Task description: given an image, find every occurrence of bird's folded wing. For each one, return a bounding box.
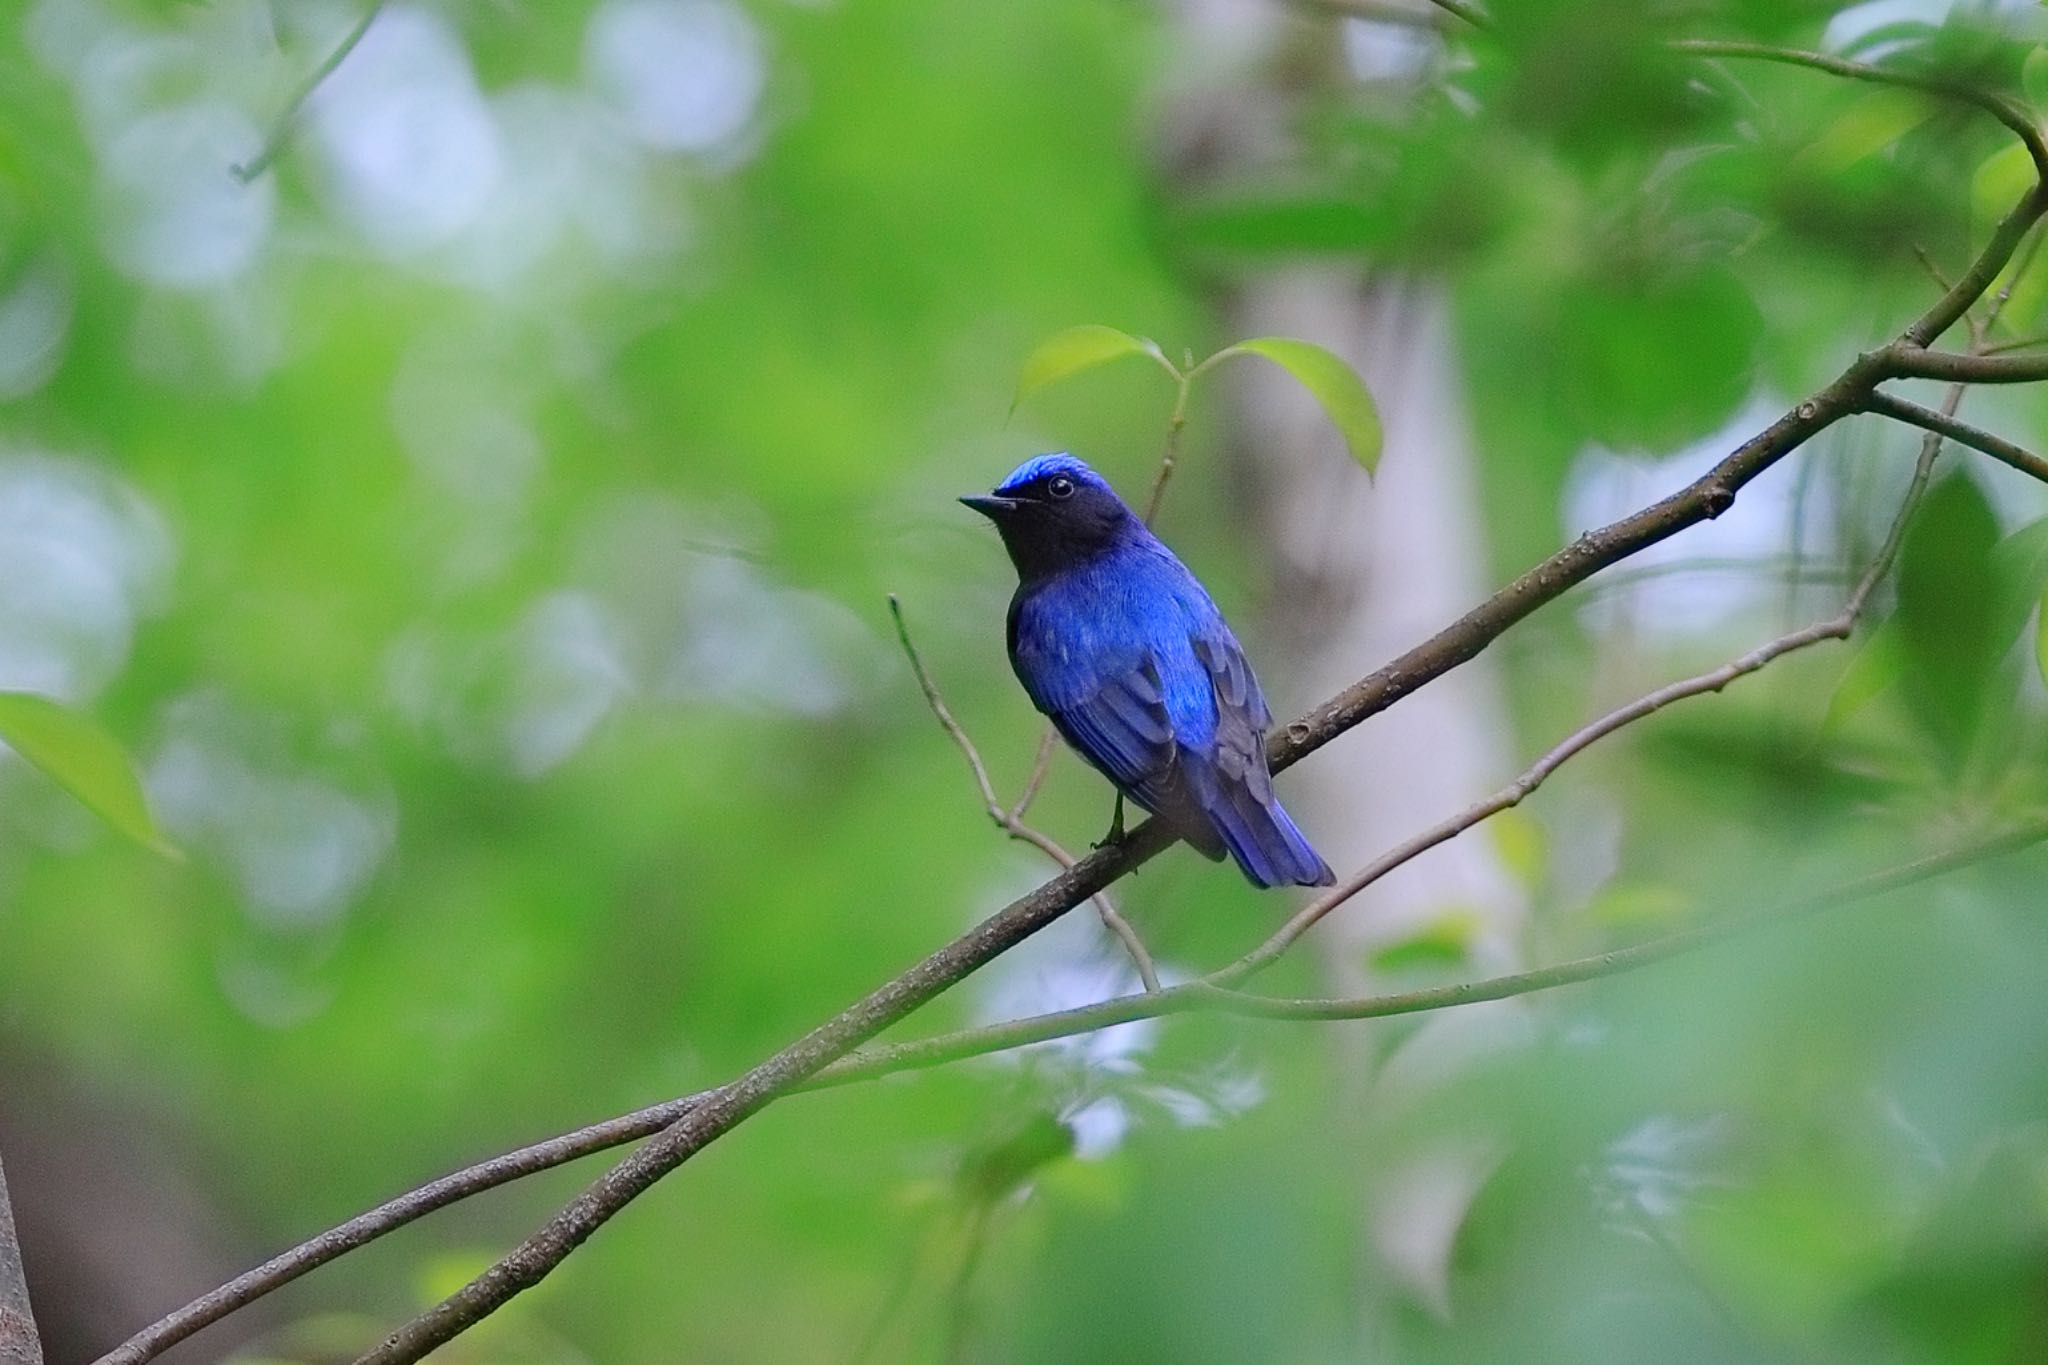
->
[1193,634,1272,803]
[1049,653,1179,811]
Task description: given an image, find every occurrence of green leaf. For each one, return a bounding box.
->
[1821,624,1903,735]
[1973,142,2035,232]
[1369,909,1481,974]
[1212,336,1382,473]
[2025,47,2048,110]
[957,1111,1075,1203]
[1487,807,1547,890]
[1011,325,1165,413]
[1990,514,2048,645]
[0,691,178,858]
[1896,472,2006,769]
[1790,90,1930,180]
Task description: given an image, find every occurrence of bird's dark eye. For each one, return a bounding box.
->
[1047,474,1076,500]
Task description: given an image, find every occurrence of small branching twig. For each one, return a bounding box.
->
[1007,728,1059,822]
[1860,391,2048,485]
[233,1,386,183]
[889,597,1162,993]
[1912,244,1957,295]
[1980,331,2048,356]
[1140,369,1194,526]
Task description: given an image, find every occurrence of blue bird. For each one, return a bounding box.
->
[962,453,1335,889]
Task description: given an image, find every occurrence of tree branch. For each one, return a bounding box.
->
[1884,347,2048,384]
[0,1152,42,1365]
[1861,390,2048,484]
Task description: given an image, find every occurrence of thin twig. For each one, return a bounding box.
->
[1007,727,1059,822]
[1860,390,2048,485]
[1140,372,1194,526]
[1987,222,2046,339]
[1911,245,1957,295]
[90,1091,712,1365]
[888,597,1162,993]
[233,2,387,183]
[819,815,2048,1069]
[1669,41,2048,188]
[888,596,1002,815]
[1980,332,2048,356]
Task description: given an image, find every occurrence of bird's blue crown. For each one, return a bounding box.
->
[995,452,1105,496]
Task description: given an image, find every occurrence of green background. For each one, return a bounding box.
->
[7,0,2048,1361]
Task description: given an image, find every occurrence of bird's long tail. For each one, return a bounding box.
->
[1202,780,1336,890]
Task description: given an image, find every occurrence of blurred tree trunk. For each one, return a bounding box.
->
[1162,0,1528,1331]
[0,1152,42,1365]
[1232,269,1528,1322]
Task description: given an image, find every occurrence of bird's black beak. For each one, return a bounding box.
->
[958,493,1018,519]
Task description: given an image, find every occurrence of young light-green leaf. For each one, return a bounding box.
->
[1213,336,1382,473]
[1010,325,1164,413]
[1789,89,1929,180]
[0,691,179,858]
[1821,624,1903,736]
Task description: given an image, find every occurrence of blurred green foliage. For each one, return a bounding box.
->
[6,0,2048,1362]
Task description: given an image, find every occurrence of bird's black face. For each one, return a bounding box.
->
[961,464,1133,580]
